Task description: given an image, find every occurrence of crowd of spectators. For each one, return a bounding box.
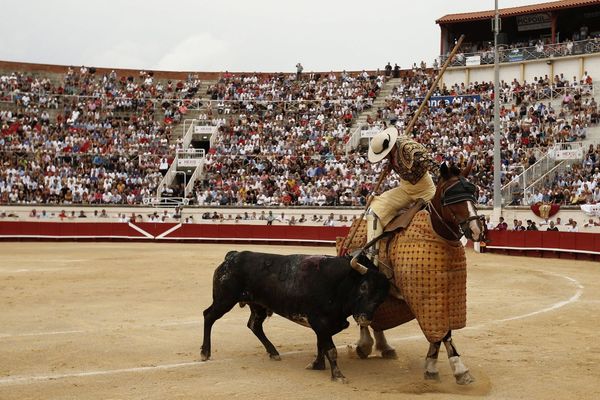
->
[520,145,600,206]
[359,66,598,207]
[0,67,205,204]
[447,27,600,66]
[191,70,386,206]
[487,215,600,232]
[1,64,599,210]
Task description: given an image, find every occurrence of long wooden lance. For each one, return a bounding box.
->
[339,34,466,257]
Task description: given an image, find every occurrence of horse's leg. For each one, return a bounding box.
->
[424,341,441,380]
[442,331,474,385]
[247,304,280,360]
[354,326,374,359]
[373,330,397,359]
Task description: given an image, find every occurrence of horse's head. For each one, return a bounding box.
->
[432,161,484,242]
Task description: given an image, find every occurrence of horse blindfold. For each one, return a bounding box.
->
[441,177,478,206]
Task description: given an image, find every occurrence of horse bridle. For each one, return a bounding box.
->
[429,177,481,241]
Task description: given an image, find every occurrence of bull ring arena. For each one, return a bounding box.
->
[2,0,600,399]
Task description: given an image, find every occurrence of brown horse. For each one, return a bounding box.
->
[349,162,484,384]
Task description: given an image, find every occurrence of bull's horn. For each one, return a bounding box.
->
[350,255,369,275]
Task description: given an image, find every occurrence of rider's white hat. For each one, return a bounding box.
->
[368,127,399,163]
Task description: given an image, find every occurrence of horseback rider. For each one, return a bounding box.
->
[365,126,437,263]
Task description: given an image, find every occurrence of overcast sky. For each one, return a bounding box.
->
[2,0,537,72]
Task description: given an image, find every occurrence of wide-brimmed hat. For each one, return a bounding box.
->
[368,127,398,163]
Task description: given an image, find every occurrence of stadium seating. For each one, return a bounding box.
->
[0,64,598,211]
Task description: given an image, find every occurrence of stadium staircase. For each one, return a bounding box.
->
[501,122,600,206]
[155,79,218,204]
[499,84,600,205]
[345,77,401,152]
[352,77,401,129]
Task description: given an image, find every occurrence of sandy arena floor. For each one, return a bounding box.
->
[0,242,599,400]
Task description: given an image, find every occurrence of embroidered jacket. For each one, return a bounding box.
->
[392,136,436,185]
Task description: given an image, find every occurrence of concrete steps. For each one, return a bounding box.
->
[584,124,600,143]
[169,80,218,142]
[351,77,401,129]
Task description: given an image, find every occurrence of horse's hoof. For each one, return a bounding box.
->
[355,346,370,359]
[455,371,475,385]
[269,354,281,361]
[331,375,348,384]
[424,371,440,381]
[381,349,398,359]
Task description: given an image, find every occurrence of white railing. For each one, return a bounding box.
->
[176,148,205,158]
[156,153,179,198]
[500,151,557,205]
[184,158,206,198]
[502,141,587,205]
[522,160,568,203]
[181,119,219,149]
[439,38,600,67]
[143,197,190,207]
[182,119,196,149]
[345,125,362,154]
[177,148,206,169]
[547,142,585,161]
[535,84,594,101]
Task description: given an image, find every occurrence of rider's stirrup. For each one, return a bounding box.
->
[366,208,383,266]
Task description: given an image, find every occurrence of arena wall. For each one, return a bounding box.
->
[1,219,599,260]
[1,205,598,232]
[0,220,348,245]
[484,230,600,261]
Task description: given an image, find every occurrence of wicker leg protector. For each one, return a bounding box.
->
[389,211,467,343]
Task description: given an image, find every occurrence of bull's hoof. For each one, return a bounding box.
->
[269,354,281,361]
[381,349,398,359]
[200,353,210,362]
[424,371,440,381]
[306,360,326,370]
[455,371,475,385]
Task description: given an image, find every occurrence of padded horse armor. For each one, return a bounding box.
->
[337,208,467,343]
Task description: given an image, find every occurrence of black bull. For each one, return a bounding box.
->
[201,251,390,382]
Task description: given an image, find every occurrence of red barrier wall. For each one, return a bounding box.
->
[2,221,599,259]
[0,221,150,239]
[485,230,600,260]
[162,224,349,242]
[0,221,350,245]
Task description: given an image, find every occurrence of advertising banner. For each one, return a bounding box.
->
[466,55,481,66]
[517,13,551,32]
[178,159,202,167]
[411,95,482,108]
[553,149,584,160]
[194,125,216,134]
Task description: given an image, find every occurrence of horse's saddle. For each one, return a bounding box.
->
[337,199,427,298]
[384,199,427,234]
[337,199,426,259]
